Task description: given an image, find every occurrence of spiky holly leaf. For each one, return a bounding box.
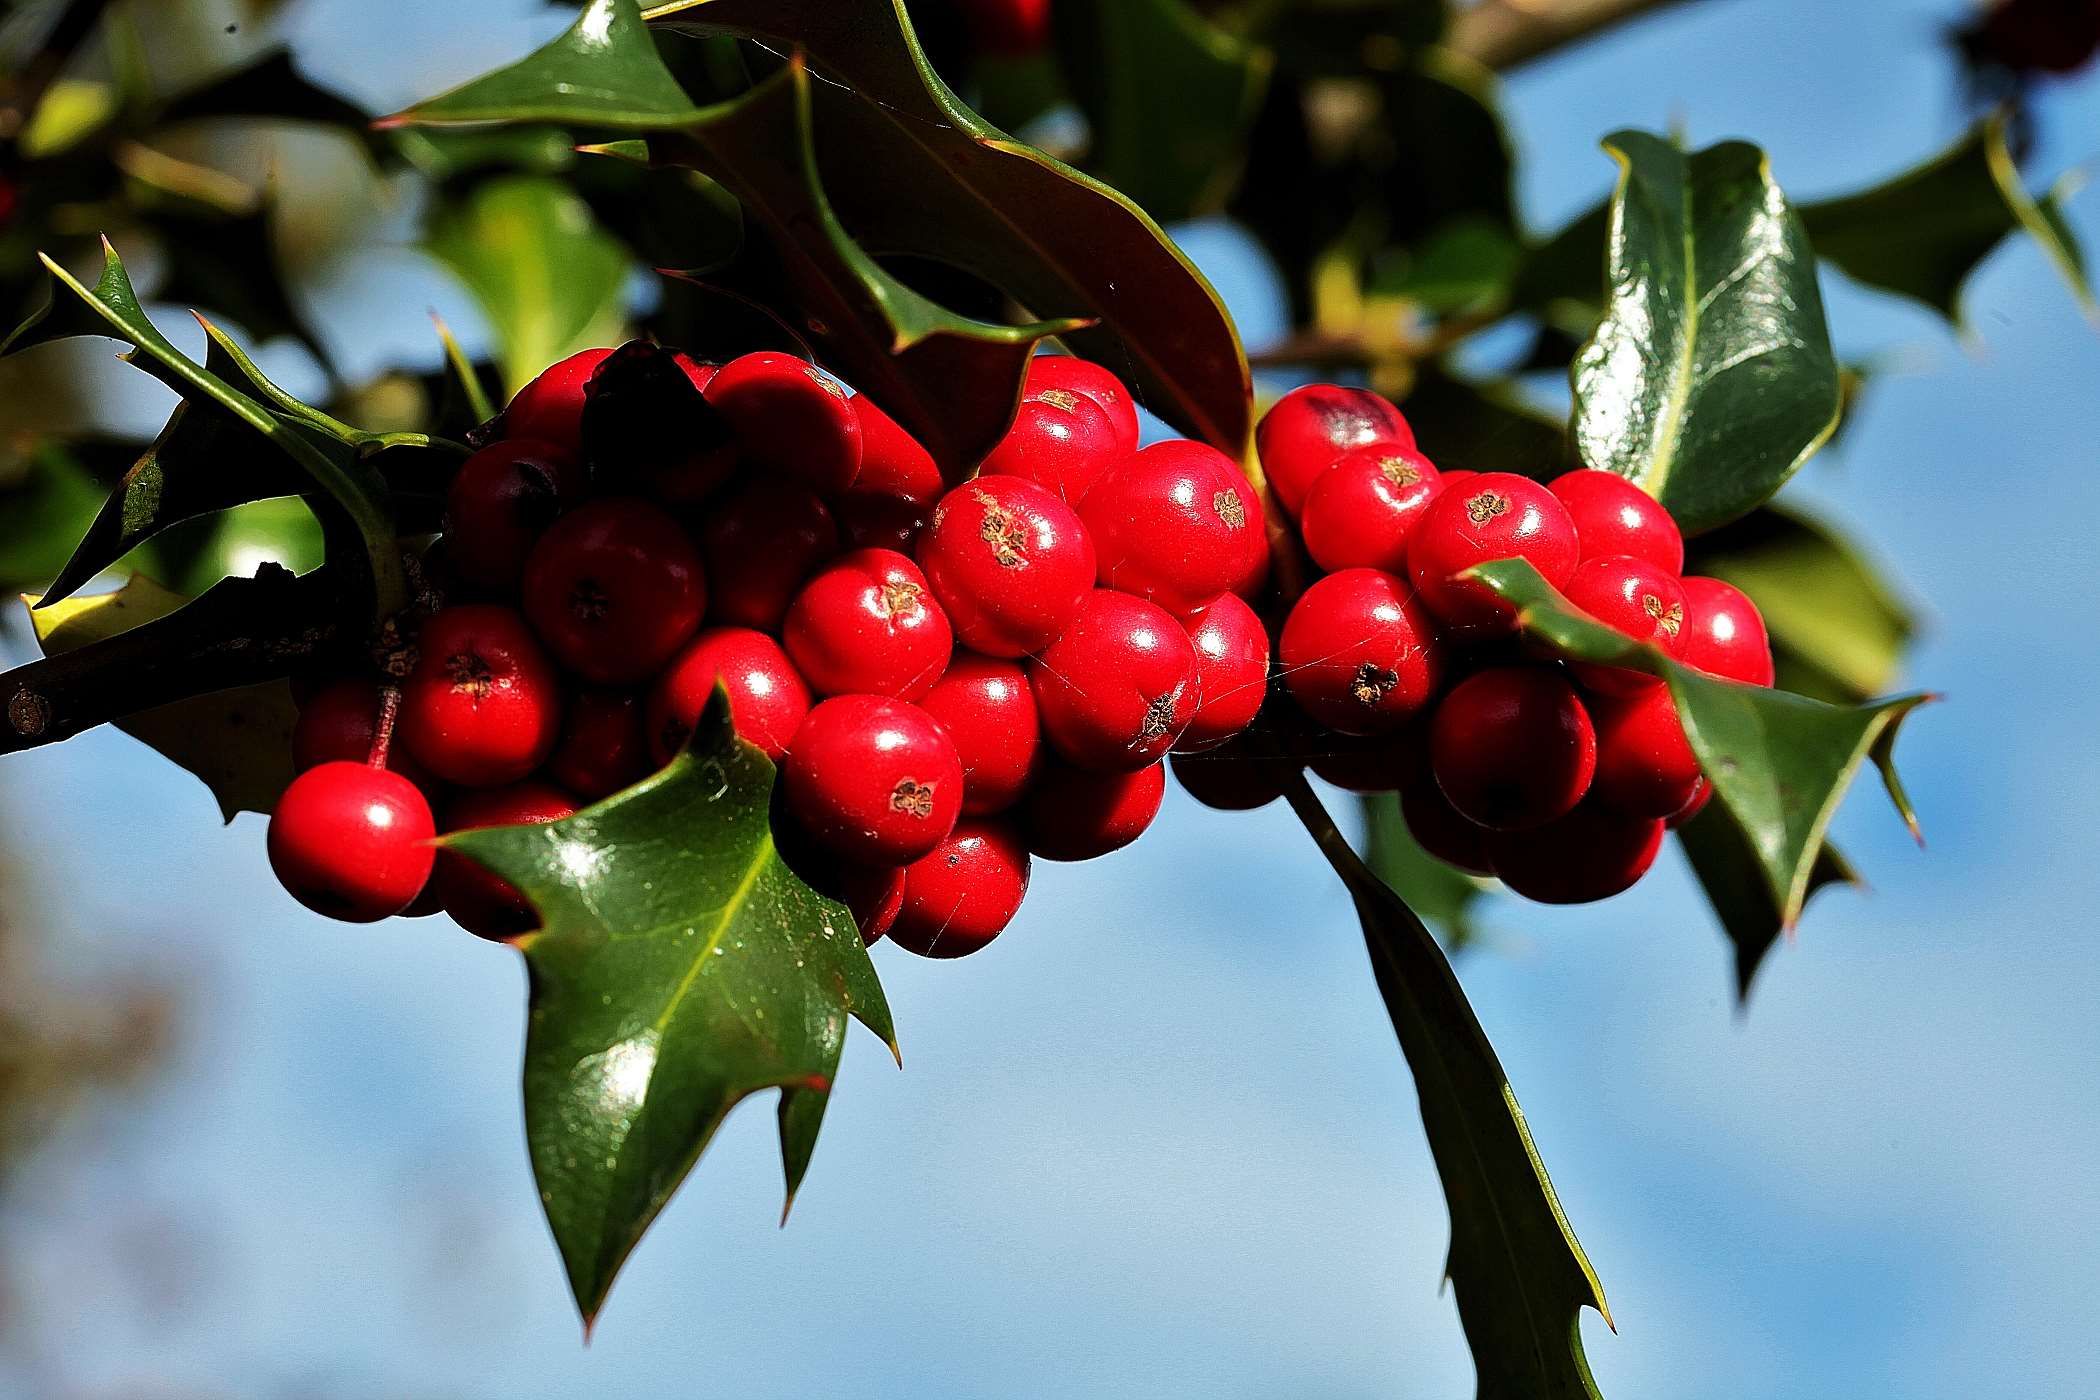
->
[1571,132,1841,536]
[443,689,895,1326]
[1469,557,1930,928]
[1676,809,1859,1003]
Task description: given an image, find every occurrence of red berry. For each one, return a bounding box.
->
[1025,355,1140,454]
[522,497,707,685]
[784,548,954,699]
[1176,592,1270,752]
[1279,568,1445,736]
[1080,440,1268,615]
[293,679,431,788]
[1028,589,1197,771]
[1588,687,1703,819]
[673,352,717,393]
[267,762,436,922]
[444,439,583,595]
[1408,472,1580,638]
[1561,554,1688,695]
[1020,760,1165,862]
[1486,801,1663,904]
[435,780,576,939]
[502,347,613,450]
[957,0,1053,58]
[1548,469,1684,575]
[849,394,944,504]
[1171,738,1293,811]
[546,689,650,800]
[770,811,906,944]
[400,605,563,787]
[1256,383,1415,518]
[977,389,1125,507]
[835,493,930,554]
[700,478,840,631]
[1669,780,1713,827]
[1400,782,1495,877]
[648,626,812,764]
[1678,577,1776,686]
[1429,666,1596,830]
[782,695,964,865]
[1299,444,1443,573]
[886,818,1031,958]
[917,476,1095,657]
[917,652,1041,814]
[704,351,862,495]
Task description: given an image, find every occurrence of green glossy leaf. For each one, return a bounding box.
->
[1801,115,2094,324]
[1470,557,1929,927]
[1284,775,1607,1400]
[1686,504,1917,706]
[0,443,107,593]
[1052,0,1273,222]
[445,689,895,1326]
[1676,808,1857,1002]
[424,175,631,398]
[649,0,1252,455]
[377,0,706,130]
[1359,790,1484,949]
[1570,132,1841,535]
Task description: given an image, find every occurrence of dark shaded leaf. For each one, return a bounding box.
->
[1676,807,1857,1003]
[157,46,375,142]
[1403,366,1566,478]
[0,442,107,593]
[1370,216,1523,315]
[1359,790,1483,949]
[143,193,333,371]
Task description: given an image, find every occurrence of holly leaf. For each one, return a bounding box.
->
[1359,790,1484,950]
[649,0,1252,456]
[1570,132,1840,535]
[25,574,299,821]
[1286,777,1608,1400]
[1470,557,1929,928]
[1676,807,1858,1003]
[444,689,896,1326]
[157,46,376,144]
[0,442,108,593]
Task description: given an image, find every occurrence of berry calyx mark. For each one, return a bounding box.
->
[567,579,610,623]
[444,651,495,699]
[1136,683,1185,744]
[1465,491,1510,526]
[1213,487,1246,529]
[1378,457,1422,488]
[1036,388,1081,413]
[1644,593,1684,637]
[878,578,925,619]
[1351,662,1400,706]
[890,778,938,819]
[975,493,1030,568]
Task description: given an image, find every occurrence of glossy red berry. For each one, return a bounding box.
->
[1669,780,1713,827]
[783,695,964,865]
[842,864,905,944]
[292,679,430,788]
[886,819,1032,959]
[917,476,1095,658]
[1020,760,1166,862]
[502,347,613,451]
[1588,686,1703,819]
[1678,577,1776,686]
[957,0,1053,58]
[1025,355,1140,454]
[1408,472,1580,638]
[1486,801,1664,904]
[546,689,651,800]
[784,548,953,699]
[647,626,812,764]
[1401,783,1495,877]
[434,781,576,939]
[699,478,840,631]
[1279,568,1444,736]
[1299,444,1443,574]
[977,388,1125,507]
[770,810,905,944]
[849,394,944,505]
[268,762,436,922]
[1170,737,1293,812]
[1256,383,1415,518]
[1430,666,1596,830]
[1561,554,1688,695]
[673,352,717,393]
[704,351,862,495]
[443,439,583,595]
[400,605,563,788]
[522,497,707,685]
[1027,589,1197,771]
[1080,440,1268,615]
[1548,469,1684,575]
[1176,592,1270,752]
[917,652,1041,814]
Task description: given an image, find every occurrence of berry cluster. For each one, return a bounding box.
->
[1178,385,1776,905]
[267,343,1273,955]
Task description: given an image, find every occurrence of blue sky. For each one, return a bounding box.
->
[3,1,2099,1396]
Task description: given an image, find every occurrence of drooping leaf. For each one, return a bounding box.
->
[444,689,895,1326]
[648,0,1253,455]
[1687,504,1917,705]
[1676,806,1858,1002]
[25,575,299,821]
[1470,557,1929,927]
[0,443,108,593]
[424,176,632,398]
[1285,776,1607,1400]
[1359,790,1484,949]
[1571,132,1841,536]
[1051,0,1273,222]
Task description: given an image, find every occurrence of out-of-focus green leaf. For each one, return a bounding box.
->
[1509,199,1607,317]
[1052,0,1273,221]
[1571,132,1840,536]
[1677,807,1858,1002]
[445,688,894,1327]
[156,47,379,151]
[0,444,108,593]
[1359,790,1483,948]
[391,126,579,184]
[1379,51,1514,245]
[1370,216,1521,314]
[137,193,333,371]
[1403,367,1566,478]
